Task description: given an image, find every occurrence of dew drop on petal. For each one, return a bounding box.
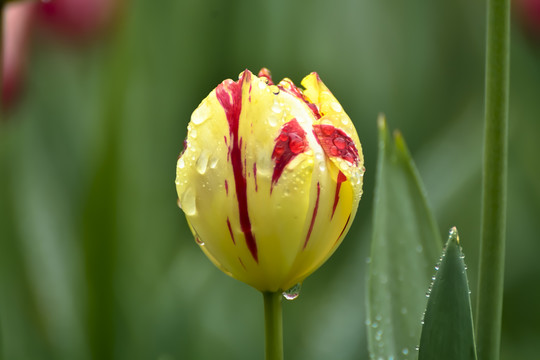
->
[331,101,342,112]
[268,115,278,127]
[269,85,280,95]
[282,283,301,300]
[180,187,197,216]
[209,155,219,169]
[195,236,204,245]
[271,101,283,114]
[190,128,198,139]
[177,157,185,169]
[191,101,211,125]
[196,150,210,174]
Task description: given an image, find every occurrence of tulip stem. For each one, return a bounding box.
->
[0,0,4,123]
[475,0,510,359]
[263,291,284,360]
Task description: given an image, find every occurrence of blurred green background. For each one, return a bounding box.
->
[1,0,539,359]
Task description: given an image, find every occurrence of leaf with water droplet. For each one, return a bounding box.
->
[367,115,443,360]
[418,227,477,360]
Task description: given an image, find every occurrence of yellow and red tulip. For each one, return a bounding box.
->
[175,69,364,292]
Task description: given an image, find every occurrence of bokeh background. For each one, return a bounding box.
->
[0,0,539,359]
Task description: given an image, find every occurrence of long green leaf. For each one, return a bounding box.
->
[367,116,442,359]
[419,228,477,360]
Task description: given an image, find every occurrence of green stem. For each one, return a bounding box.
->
[263,292,284,360]
[475,0,510,359]
[0,0,5,124]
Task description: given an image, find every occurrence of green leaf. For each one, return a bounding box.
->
[367,116,443,359]
[419,228,477,360]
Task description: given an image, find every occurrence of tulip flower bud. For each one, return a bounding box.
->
[176,69,365,292]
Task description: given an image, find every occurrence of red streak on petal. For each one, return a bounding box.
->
[278,79,321,119]
[303,182,321,249]
[271,118,309,191]
[253,163,258,192]
[238,257,247,270]
[258,68,274,85]
[224,180,229,195]
[331,171,347,220]
[227,217,235,245]
[313,124,359,165]
[216,71,258,262]
[334,213,351,246]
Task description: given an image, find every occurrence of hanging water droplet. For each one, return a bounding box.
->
[195,237,204,245]
[434,265,440,270]
[402,348,409,355]
[180,187,197,216]
[282,283,301,300]
[375,329,383,341]
[191,101,211,125]
[196,150,210,174]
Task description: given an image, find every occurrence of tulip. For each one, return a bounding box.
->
[175,68,364,293]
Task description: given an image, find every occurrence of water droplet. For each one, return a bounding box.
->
[416,245,423,253]
[191,101,210,125]
[401,307,408,314]
[365,319,371,326]
[271,101,283,114]
[415,346,420,351]
[375,329,383,341]
[268,115,278,127]
[331,102,342,112]
[269,85,280,95]
[259,79,267,90]
[375,314,382,321]
[402,348,409,355]
[190,128,198,139]
[209,155,219,169]
[283,283,301,300]
[366,257,372,264]
[195,237,204,245]
[196,150,210,174]
[177,157,185,169]
[434,265,440,270]
[318,162,326,172]
[371,322,378,328]
[180,187,197,216]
